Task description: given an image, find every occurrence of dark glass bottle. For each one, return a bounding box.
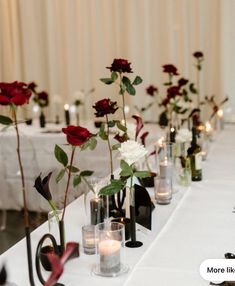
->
[187,127,202,181]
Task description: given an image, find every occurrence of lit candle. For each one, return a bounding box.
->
[217,109,224,130]
[64,104,70,126]
[159,157,173,179]
[90,196,105,225]
[99,239,121,274]
[82,225,97,255]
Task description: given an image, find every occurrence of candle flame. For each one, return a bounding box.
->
[217,109,223,118]
[64,104,69,111]
[205,121,212,133]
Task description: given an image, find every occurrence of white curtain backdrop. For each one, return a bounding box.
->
[0,0,232,122]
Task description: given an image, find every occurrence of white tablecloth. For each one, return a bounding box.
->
[0,121,162,211]
[0,125,234,285]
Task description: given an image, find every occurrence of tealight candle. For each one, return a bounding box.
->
[64,104,70,126]
[217,109,224,130]
[82,225,97,255]
[159,157,173,179]
[111,217,131,240]
[99,239,121,274]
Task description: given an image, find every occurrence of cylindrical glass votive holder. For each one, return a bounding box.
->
[82,225,96,255]
[111,218,131,241]
[92,222,128,277]
[90,196,105,225]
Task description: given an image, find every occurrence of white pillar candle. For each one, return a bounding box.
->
[159,157,173,179]
[99,239,121,274]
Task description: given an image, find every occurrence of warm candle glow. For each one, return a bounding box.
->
[33,105,39,113]
[124,105,130,114]
[157,136,164,147]
[217,109,223,118]
[205,121,212,133]
[64,104,69,111]
[170,127,175,132]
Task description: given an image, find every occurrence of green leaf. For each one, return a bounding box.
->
[120,160,133,177]
[80,170,94,177]
[189,83,197,94]
[99,179,126,196]
[54,145,68,167]
[73,175,81,187]
[56,169,66,183]
[132,76,143,85]
[122,76,136,95]
[0,115,13,125]
[116,121,127,132]
[134,171,151,178]
[119,82,126,95]
[67,165,79,173]
[99,123,108,140]
[111,71,118,81]
[100,78,114,85]
[88,137,97,150]
[112,143,121,150]
[108,120,115,128]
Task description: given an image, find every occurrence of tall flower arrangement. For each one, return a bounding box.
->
[100,58,142,129]
[0,81,35,285]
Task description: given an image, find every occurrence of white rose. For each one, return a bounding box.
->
[118,140,148,165]
[126,122,136,140]
[175,128,192,143]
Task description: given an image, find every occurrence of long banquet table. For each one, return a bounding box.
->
[1,125,235,285]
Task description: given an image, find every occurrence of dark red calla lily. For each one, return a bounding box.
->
[140,131,149,147]
[45,242,79,286]
[34,172,52,201]
[132,115,144,141]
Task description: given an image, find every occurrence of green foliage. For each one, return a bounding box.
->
[100,78,114,85]
[189,83,197,94]
[54,145,68,167]
[0,115,13,125]
[99,123,108,140]
[122,76,136,95]
[132,76,143,85]
[73,175,81,187]
[80,170,93,177]
[56,169,66,183]
[80,137,97,150]
[134,171,151,178]
[99,179,126,196]
[67,166,79,173]
[112,143,121,150]
[111,72,118,81]
[116,121,127,132]
[120,160,133,177]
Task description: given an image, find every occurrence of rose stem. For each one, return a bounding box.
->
[13,109,29,227]
[105,114,113,176]
[62,146,76,221]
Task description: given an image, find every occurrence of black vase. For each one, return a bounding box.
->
[39,111,46,128]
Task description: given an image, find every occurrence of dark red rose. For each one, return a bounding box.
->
[162,64,179,75]
[178,78,189,87]
[0,81,32,106]
[107,59,132,73]
[93,98,118,117]
[38,91,48,101]
[28,82,37,92]
[132,115,144,140]
[146,85,158,96]
[193,51,204,59]
[62,125,93,146]
[167,86,181,98]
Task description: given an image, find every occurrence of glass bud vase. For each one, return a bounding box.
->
[39,110,46,128]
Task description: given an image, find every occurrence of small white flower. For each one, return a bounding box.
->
[118,140,148,165]
[175,128,192,143]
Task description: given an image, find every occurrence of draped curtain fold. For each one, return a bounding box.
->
[0,0,232,121]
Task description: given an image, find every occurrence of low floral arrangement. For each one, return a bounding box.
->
[28,82,49,108]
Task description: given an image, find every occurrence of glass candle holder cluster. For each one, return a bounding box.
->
[92,222,128,277]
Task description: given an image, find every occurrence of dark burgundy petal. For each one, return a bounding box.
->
[132,115,144,141]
